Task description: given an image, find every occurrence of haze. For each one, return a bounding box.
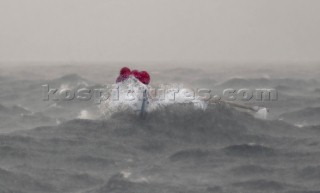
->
[1,0,320,65]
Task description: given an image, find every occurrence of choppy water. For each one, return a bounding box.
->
[0,66,320,193]
[0,104,320,193]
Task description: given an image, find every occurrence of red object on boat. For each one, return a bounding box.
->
[139,71,150,85]
[116,67,150,85]
[131,70,141,79]
[120,67,131,78]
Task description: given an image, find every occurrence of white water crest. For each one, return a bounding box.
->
[77,110,95,120]
[254,107,268,120]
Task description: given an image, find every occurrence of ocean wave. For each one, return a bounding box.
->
[222,143,276,157]
[232,179,292,191]
[169,149,210,162]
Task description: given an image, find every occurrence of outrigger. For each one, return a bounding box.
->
[211,99,268,119]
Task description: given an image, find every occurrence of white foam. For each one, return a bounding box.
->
[254,108,268,120]
[77,110,94,119]
[120,171,131,178]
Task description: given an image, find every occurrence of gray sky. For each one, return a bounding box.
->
[0,0,320,65]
